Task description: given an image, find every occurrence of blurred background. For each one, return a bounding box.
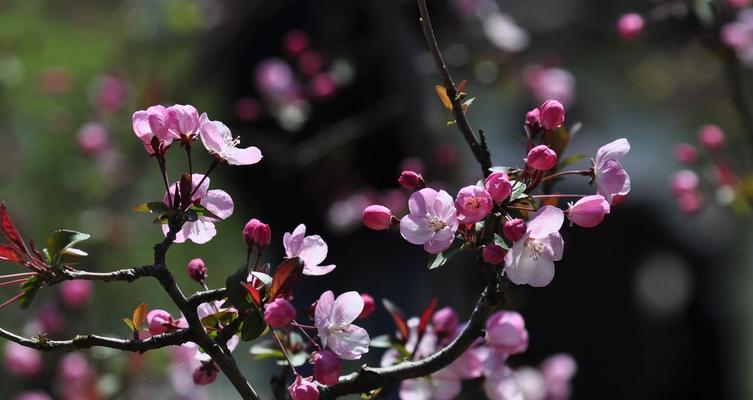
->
[0,0,750,398]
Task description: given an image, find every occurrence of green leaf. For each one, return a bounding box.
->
[132,202,169,214]
[428,245,461,270]
[493,233,511,250]
[225,265,251,311]
[509,181,528,202]
[240,308,266,341]
[18,276,42,309]
[46,230,90,264]
[189,204,222,220]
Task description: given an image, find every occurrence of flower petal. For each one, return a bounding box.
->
[527,206,564,238]
[315,291,335,345]
[400,378,432,400]
[199,119,227,154]
[184,219,217,244]
[203,189,234,220]
[595,138,630,167]
[596,160,629,204]
[283,224,306,257]
[299,235,328,267]
[423,227,455,254]
[225,146,262,166]
[328,324,370,360]
[303,264,336,276]
[331,291,364,326]
[408,188,438,215]
[400,214,434,245]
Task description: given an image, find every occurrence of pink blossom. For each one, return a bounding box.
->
[199,116,262,165]
[567,195,610,228]
[283,224,336,276]
[617,13,644,41]
[359,293,376,319]
[167,104,202,140]
[674,143,698,164]
[455,185,493,224]
[503,218,527,242]
[504,206,564,287]
[59,352,92,382]
[594,138,631,204]
[485,310,529,354]
[315,290,370,360]
[161,174,234,244]
[515,367,548,400]
[398,170,425,190]
[483,244,507,265]
[432,307,459,336]
[94,74,127,113]
[309,72,337,100]
[538,99,565,130]
[37,305,63,335]
[525,108,541,128]
[483,365,524,400]
[698,124,725,151]
[722,9,753,65]
[312,350,341,385]
[399,375,462,400]
[264,298,297,328]
[362,205,394,230]
[289,375,320,400]
[77,122,109,156]
[485,172,513,203]
[671,170,700,193]
[526,145,558,171]
[132,105,177,154]
[256,58,296,97]
[677,191,704,214]
[284,30,310,57]
[4,342,42,376]
[187,258,208,283]
[522,65,576,106]
[540,353,577,400]
[728,0,751,9]
[60,280,93,308]
[400,188,459,254]
[243,218,271,248]
[147,309,185,335]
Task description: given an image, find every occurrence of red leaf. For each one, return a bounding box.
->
[0,204,28,256]
[0,245,22,264]
[269,257,302,299]
[382,299,410,342]
[241,282,261,306]
[28,238,44,263]
[457,79,468,94]
[418,298,438,337]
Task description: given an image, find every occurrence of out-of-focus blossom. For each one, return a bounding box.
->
[264,298,296,328]
[284,30,310,57]
[77,122,109,156]
[616,13,644,41]
[728,0,751,9]
[677,191,704,214]
[162,174,234,244]
[504,206,564,287]
[486,310,529,355]
[526,145,558,171]
[283,224,336,276]
[37,305,63,335]
[482,12,529,53]
[313,350,341,385]
[722,9,753,65]
[455,185,493,224]
[193,362,218,385]
[399,170,426,191]
[697,124,725,151]
[256,58,297,98]
[298,51,324,76]
[594,138,631,204]
[671,170,700,193]
[187,258,208,283]
[567,195,610,228]
[199,116,262,165]
[309,72,337,100]
[94,73,128,113]
[13,391,52,400]
[362,205,394,230]
[4,342,42,376]
[235,97,260,122]
[400,188,459,254]
[540,353,577,400]
[674,143,698,164]
[359,293,376,319]
[485,172,513,203]
[60,280,93,308]
[526,108,541,129]
[522,64,576,106]
[39,66,72,95]
[432,307,459,336]
[315,291,370,360]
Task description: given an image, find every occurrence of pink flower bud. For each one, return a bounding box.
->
[187,258,207,283]
[503,219,527,242]
[483,244,507,265]
[298,51,324,76]
[193,362,219,385]
[312,350,341,385]
[538,99,565,130]
[616,13,644,41]
[59,352,91,382]
[358,293,375,319]
[59,280,92,308]
[289,376,320,400]
[362,205,394,231]
[37,305,63,335]
[456,186,493,224]
[432,307,459,335]
[264,298,296,328]
[243,218,272,249]
[525,145,557,171]
[677,191,703,214]
[567,195,610,228]
[670,170,700,193]
[398,170,425,190]
[4,342,42,377]
[673,143,698,164]
[147,309,175,335]
[485,310,529,354]
[698,124,725,151]
[77,122,109,156]
[485,172,513,203]
[309,72,337,100]
[525,108,541,127]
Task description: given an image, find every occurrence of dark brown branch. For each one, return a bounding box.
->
[52,265,157,284]
[0,327,191,352]
[188,288,228,307]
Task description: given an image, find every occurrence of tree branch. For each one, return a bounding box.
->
[188,288,228,307]
[51,265,157,284]
[0,327,191,352]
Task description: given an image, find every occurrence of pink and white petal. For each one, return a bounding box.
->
[596,160,629,204]
[315,291,335,332]
[527,258,555,287]
[504,242,535,286]
[284,224,306,257]
[541,233,564,261]
[331,291,364,326]
[432,190,456,217]
[299,235,328,267]
[484,366,524,400]
[399,378,432,400]
[225,146,262,166]
[408,188,438,215]
[132,111,152,140]
[328,324,369,360]
[527,206,564,238]
[199,119,226,154]
[303,263,336,276]
[163,221,189,243]
[185,219,217,244]
[203,189,234,220]
[400,214,434,245]
[188,173,211,199]
[226,335,240,353]
[423,227,455,254]
[595,138,630,167]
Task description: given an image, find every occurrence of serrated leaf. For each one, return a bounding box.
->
[269,258,302,299]
[132,303,148,330]
[132,202,169,214]
[46,230,90,264]
[19,276,41,309]
[226,265,251,311]
[240,308,266,341]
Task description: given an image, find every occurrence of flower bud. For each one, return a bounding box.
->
[147,309,174,335]
[567,195,610,228]
[312,350,341,385]
[485,172,513,203]
[187,258,207,283]
[243,218,272,249]
[77,122,109,156]
[503,219,527,242]
[193,362,219,385]
[483,244,507,265]
[677,191,703,214]
[673,143,698,164]
[670,170,700,194]
[398,170,425,190]
[455,185,493,224]
[4,342,42,377]
[525,108,541,128]
[59,280,93,308]
[264,298,296,328]
[432,307,459,335]
[485,310,529,354]
[362,205,394,230]
[525,145,557,171]
[538,100,565,130]
[698,124,725,151]
[616,13,644,41]
[289,376,320,400]
[358,293,375,319]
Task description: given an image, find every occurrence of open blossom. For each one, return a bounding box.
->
[504,206,564,287]
[315,291,370,360]
[486,310,529,354]
[594,138,631,204]
[455,185,493,224]
[132,105,177,154]
[283,224,336,276]
[168,104,202,140]
[199,116,262,165]
[567,195,610,228]
[400,188,459,254]
[162,174,234,244]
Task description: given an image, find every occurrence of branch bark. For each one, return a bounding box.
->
[0,327,191,352]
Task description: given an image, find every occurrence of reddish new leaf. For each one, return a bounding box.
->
[269,257,302,299]
[28,238,45,263]
[242,282,262,306]
[382,299,410,342]
[0,245,22,264]
[418,298,438,337]
[0,203,28,256]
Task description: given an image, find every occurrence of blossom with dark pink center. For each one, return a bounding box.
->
[455,185,493,224]
[400,188,459,254]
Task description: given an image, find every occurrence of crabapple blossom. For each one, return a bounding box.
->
[243,218,271,249]
[485,171,513,203]
[312,350,341,385]
[147,309,186,335]
[4,342,42,376]
[400,188,459,254]
[526,145,557,171]
[187,258,207,283]
[162,174,234,244]
[283,224,336,276]
[255,58,297,98]
[94,74,127,113]
[264,298,296,328]
[485,310,529,354]
[540,353,577,400]
[132,105,176,155]
[677,190,704,214]
[566,195,610,228]
[522,64,576,106]
[59,280,93,308]
[538,99,565,130]
[362,205,394,230]
[289,375,320,400]
[594,138,631,204]
[616,13,644,41]
[455,185,493,224]
[315,290,370,360]
[674,143,698,164]
[167,104,202,140]
[722,9,753,65]
[503,218,527,242]
[76,122,109,156]
[483,244,507,265]
[671,170,700,193]
[359,293,376,319]
[432,307,459,336]
[504,206,564,287]
[398,170,425,190]
[199,116,262,165]
[698,124,725,151]
[483,365,525,400]
[728,0,751,9]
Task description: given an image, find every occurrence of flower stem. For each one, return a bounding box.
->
[530,194,586,199]
[188,159,221,201]
[271,329,299,375]
[540,168,594,183]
